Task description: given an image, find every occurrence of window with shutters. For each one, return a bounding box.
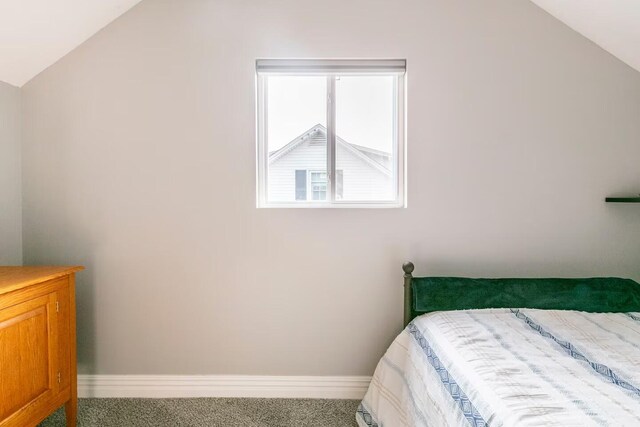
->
[256,59,406,208]
[294,170,344,201]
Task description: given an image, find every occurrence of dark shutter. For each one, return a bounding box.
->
[295,170,307,200]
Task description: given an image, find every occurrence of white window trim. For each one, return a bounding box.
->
[256,59,406,209]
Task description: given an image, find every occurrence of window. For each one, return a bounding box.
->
[256,59,406,208]
[310,171,327,201]
[294,169,344,201]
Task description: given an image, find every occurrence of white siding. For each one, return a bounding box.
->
[268,139,392,202]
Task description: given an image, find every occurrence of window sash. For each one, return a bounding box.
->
[256,61,406,208]
[310,172,326,183]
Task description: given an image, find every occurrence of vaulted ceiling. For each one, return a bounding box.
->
[530,0,640,73]
[0,0,142,87]
[0,0,638,87]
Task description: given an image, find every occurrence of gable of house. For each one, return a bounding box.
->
[268,125,394,202]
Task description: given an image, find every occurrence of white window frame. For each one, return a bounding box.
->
[256,59,406,208]
[309,170,328,201]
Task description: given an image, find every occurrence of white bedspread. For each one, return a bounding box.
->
[357,309,640,427]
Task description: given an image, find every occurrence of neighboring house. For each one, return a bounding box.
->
[268,124,393,202]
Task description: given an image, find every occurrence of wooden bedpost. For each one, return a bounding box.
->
[403,262,415,327]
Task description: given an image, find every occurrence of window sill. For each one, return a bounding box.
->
[257,201,405,209]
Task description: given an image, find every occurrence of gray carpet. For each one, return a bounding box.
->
[39,398,360,427]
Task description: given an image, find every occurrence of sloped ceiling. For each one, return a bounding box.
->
[0,0,638,87]
[0,0,143,87]
[530,0,640,73]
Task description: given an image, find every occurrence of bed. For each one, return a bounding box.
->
[356,262,640,427]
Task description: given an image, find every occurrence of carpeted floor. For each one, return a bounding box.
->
[38,398,360,427]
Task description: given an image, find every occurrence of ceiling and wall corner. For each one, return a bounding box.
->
[529,0,640,73]
[0,0,143,87]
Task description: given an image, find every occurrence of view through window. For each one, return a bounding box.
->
[256,60,405,207]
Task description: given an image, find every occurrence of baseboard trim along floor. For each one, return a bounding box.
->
[78,375,371,399]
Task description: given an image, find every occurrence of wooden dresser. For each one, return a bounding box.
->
[0,266,83,427]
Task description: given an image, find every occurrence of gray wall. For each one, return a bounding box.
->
[0,81,21,265]
[21,0,640,376]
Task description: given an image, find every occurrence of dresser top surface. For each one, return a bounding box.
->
[0,266,84,295]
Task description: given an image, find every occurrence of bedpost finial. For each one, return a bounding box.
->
[402,262,414,275]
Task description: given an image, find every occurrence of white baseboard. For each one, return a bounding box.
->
[78,375,371,399]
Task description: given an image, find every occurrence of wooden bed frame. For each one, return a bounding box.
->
[401,261,640,328]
